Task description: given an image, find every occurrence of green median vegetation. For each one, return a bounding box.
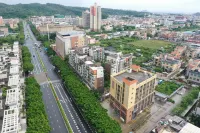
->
[50,55,121,133]
[22,46,34,74]
[172,88,200,116]
[25,77,51,133]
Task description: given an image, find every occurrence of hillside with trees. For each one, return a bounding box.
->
[0,3,149,19]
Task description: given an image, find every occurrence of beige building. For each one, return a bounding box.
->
[55,31,86,58]
[69,46,104,91]
[110,65,156,123]
[37,24,74,34]
[3,18,19,29]
[154,54,181,72]
[0,27,8,36]
[90,3,101,31]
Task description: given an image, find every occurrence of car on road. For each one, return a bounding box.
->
[33,55,35,57]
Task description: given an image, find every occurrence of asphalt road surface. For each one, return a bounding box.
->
[23,22,68,133]
[23,21,91,133]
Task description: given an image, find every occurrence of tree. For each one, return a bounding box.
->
[22,46,34,74]
[190,114,200,127]
[49,54,122,133]
[23,62,34,72]
[25,77,51,133]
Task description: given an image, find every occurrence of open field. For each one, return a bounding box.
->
[131,40,171,49]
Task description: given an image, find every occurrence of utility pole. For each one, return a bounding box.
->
[47,24,50,41]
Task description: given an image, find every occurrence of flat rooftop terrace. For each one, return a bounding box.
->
[114,71,153,84]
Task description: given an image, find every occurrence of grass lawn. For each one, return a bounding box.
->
[131,40,171,50]
[155,81,181,96]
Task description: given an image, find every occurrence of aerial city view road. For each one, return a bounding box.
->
[0,0,200,133]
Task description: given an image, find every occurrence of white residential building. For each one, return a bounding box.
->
[1,108,19,133]
[10,57,20,66]
[8,75,20,88]
[9,66,19,75]
[5,88,19,109]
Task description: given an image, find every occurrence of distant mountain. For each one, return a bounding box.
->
[194,12,200,16]
[0,3,149,19]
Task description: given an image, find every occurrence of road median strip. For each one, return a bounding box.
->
[35,45,73,133]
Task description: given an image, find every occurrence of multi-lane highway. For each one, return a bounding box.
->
[23,22,91,133]
[23,22,69,133]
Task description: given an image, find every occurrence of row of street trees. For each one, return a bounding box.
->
[29,22,55,45]
[50,55,121,133]
[25,77,51,133]
[22,46,33,75]
[172,87,200,115]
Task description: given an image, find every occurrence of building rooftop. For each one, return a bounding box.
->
[179,123,200,133]
[0,73,7,80]
[58,30,85,37]
[1,108,18,133]
[10,57,19,66]
[9,66,19,75]
[85,61,93,65]
[5,88,19,107]
[114,70,153,84]
[8,75,20,87]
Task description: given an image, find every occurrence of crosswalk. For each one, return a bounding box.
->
[40,80,61,85]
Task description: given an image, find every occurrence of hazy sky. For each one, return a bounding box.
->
[1,0,200,13]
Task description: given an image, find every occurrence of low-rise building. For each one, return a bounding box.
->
[37,24,75,34]
[161,57,182,73]
[186,59,200,85]
[3,18,19,29]
[9,65,19,75]
[1,108,20,133]
[110,65,156,123]
[5,88,19,109]
[55,31,86,58]
[86,36,97,44]
[0,27,8,37]
[186,44,200,59]
[154,54,182,73]
[105,52,133,75]
[171,46,187,60]
[8,75,20,88]
[179,123,200,133]
[69,46,104,91]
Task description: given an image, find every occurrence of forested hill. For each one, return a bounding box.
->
[0,3,148,18]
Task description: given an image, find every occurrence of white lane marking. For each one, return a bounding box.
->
[54,83,82,132]
[58,83,87,133]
